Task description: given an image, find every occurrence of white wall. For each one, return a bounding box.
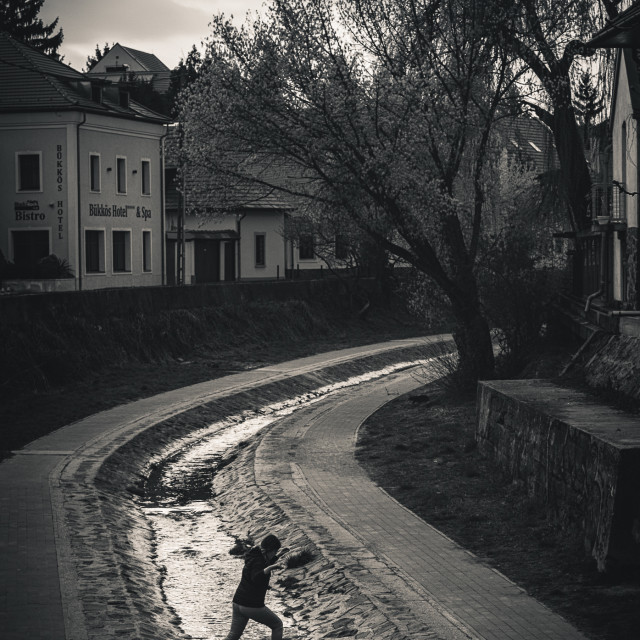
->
[239,210,286,280]
[0,110,165,290]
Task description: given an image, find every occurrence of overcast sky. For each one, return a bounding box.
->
[40,0,267,71]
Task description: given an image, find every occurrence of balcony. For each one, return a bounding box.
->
[591,182,627,225]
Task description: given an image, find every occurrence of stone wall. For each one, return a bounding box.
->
[582,333,640,403]
[476,379,640,572]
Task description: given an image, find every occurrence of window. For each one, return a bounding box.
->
[16,152,42,192]
[85,230,105,273]
[112,230,131,272]
[91,83,102,104]
[12,230,49,269]
[141,159,151,195]
[142,230,152,272]
[255,233,266,268]
[116,157,127,194]
[299,234,314,260]
[90,154,101,192]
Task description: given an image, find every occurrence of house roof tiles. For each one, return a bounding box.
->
[118,45,170,73]
[0,31,169,123]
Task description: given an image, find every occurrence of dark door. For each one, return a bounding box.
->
[166,240,176,285]
[194,240,220,283]
[223,241,236,281]
[12,230,49,271]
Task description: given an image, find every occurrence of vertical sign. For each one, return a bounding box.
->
[56,144,64,239]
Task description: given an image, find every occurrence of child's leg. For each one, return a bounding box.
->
[239,605,284,639]
[223,603,249,640]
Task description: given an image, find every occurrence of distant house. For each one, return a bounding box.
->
[498,114,559,175]
[86,43,172,94]
[586,4,640,310]
[164,133,326,284]
[0,32,169,292]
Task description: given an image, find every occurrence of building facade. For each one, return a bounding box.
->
[588,4,640,309]
[0,32,169,292]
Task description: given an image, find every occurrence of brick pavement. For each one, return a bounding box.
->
[0,337,432,640]
[255,369,589,640]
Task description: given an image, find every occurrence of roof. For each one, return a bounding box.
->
[496,115,559,173]
[587,3,640,48]
[87,44,172,93]
[118,45,170,73]
[0,31,169,123]
[165,130,303,214]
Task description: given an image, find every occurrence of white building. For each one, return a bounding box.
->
[86,43,172,93]
[0,32,169,292]
[588,5,640,308]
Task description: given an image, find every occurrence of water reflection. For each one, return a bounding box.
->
[142,361,423,638]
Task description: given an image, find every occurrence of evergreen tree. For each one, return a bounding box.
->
[167,45,203,116]
[1,0,63,58]
[85,43,113,72]
[573,71,604,150]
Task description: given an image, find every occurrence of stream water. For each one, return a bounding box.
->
[141,361,424,639]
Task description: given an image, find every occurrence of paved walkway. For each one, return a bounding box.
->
[0,336,588,639]
[0,337,430,640]
[255,370,588,640]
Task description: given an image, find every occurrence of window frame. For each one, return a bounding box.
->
[298,233,315,261]
[85,228,106,274]
[254,232,266,268]
[15,151,43,193]
[90,153,101,193]
[116,156,127,195]
[112,228,132,273]
[141,159,151,196]
[142,229,152,272]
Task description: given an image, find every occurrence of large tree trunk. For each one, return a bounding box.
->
[442,268,495,387]
[450,302,495,388]
[551,82,592,232]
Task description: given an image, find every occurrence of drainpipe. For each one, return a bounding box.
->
[237,212,245,281]
[160,124,169,286]
[584,225,608,313]
[76,111,87,291]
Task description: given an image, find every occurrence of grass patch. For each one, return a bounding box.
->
[283,548,316,570]
[355,379,640,640]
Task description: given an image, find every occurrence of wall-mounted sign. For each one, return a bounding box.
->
[56,145,65,239]
[14,199,44,221]
[89,204,151,219]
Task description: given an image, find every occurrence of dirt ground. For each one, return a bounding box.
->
[355,377,640,640]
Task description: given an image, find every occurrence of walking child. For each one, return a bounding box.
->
[223,534,285,640]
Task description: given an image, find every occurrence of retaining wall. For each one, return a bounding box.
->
[476,379,640,572]
[583,334,640,404]
[0,276,381,326]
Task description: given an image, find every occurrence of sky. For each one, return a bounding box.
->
[40,0,267,71]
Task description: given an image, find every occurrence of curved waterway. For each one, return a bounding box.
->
[141,361,425,639]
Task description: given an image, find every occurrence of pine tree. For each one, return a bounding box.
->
[573,71,604,150]
[85,43,113,72]
[1,0,64,58]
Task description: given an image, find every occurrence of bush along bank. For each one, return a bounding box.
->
[0,287,423,398]
[58,342,449,640]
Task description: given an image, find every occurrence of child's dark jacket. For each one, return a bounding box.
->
[232,547,272,607]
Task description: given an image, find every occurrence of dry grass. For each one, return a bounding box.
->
[355,383,640,640]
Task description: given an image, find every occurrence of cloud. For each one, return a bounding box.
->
[39,0,265,70]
